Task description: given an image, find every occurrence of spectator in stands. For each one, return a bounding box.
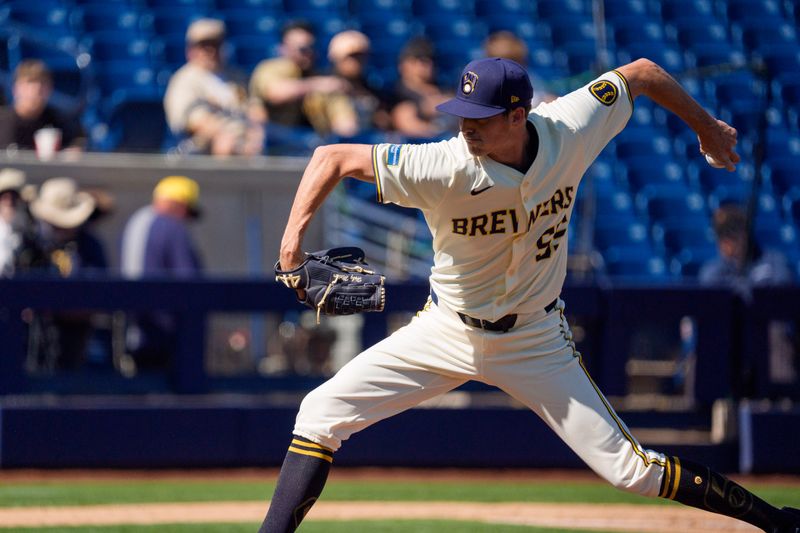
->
[250,21,357,138]
[0,60,86,152]
[483,31,556,107]
[164,18,265,156]
[27,177,108,371]
[327,30,392,135]
[699,204,793,299]
[390,37,455,139]
[0,168,35,276]
[120,175,203,370]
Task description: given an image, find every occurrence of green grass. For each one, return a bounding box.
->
[1,478,799,508]
[3,522,623,533]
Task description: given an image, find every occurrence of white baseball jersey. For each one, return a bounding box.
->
[372,71,633,321]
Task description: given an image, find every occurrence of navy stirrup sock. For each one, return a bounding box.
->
[258,435,334,533]
[659,456,793,532]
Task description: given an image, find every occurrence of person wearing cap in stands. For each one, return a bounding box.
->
[249,21,357,138]
[27,177,108,370]
[258,56,800,533]
[120,175,203,369]
[326,30,392,135]
[0,167,42,276]
[164,18,265,156]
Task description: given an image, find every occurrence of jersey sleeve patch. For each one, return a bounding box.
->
[386,144,402,166]
[589,80,618,106]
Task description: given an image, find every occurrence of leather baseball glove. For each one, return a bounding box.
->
[275,247,385,321]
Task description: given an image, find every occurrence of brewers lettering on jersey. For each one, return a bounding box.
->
[261,58,800,533]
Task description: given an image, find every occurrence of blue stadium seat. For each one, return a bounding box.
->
[611,18,666,48]
[1,2,74,34]
[656,0,715,21]
[476,0,534,17]
[595,190,636,217]
[686,43,746,70]
[708,183,750,210]
[755,222,798,252]
[223,11,282,37]
[719,102,784,140]
[624,155,685,190]
[82,33,158,65]
[637,187,706,222]
[350,0,412,22]
[285,0,347,11]
[784,188,800,224]
[603,247,669,280]
[71,5,150,35]
[764,127,800,159]
[755,192,784,226]
[96,87,169,152]
[602,0,649,22]
[548,18,596,47]
[484,19,550,44]
[360,18,420,49]
[755,44,800,76]
[732,19,798,50]
[773,73,800,109]
[617,42,685,73]
[528,45,567,80]
[765,157,800,196]
[670,21,730,50]
[595,221,650,250]
[424,17,487,45]
[158,33,189,71]
[692,161,754,193]
[536,0,589,18]
[146,0,215,8]
[90,62,159,98]
[724,0,784,22]
[615,134,672,159]
[652,222,716,255]
[146,6,212,37]
[708,73,766,110]
[412,0,475,18]
[217,0,283,9]
[228,35,279,72]
[555,41,607,74]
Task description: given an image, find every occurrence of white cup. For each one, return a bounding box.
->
[33,127,62,161]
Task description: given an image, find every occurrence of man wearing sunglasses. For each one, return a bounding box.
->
[250,21,357,139]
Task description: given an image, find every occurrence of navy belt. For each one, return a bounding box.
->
[430,290,558,333]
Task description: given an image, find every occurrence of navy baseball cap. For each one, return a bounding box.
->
[436,57,533,119]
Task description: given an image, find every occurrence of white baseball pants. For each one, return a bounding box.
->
[294,298,666,497]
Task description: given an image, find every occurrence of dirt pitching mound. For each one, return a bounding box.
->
[0,501,760,532]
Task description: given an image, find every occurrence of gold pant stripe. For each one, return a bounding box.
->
[668,457,682,500]
[291,438,333,453]
[578,357,663,468]
[288,446,334,463]
[659,458,672,498]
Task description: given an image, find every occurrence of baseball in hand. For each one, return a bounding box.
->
[704,153,725,169]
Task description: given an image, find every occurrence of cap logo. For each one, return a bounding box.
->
[511,95,520,103]
[461,71,478,96]
[589,80,618,106]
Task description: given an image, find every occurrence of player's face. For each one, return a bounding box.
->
[459,112,515,157]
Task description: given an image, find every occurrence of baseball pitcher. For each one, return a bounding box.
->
[261,57,800,532]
